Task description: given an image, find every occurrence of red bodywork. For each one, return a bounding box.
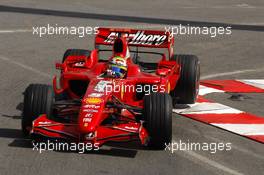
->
[31,28,180,147]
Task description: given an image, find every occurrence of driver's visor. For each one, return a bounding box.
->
[110,64,127,75]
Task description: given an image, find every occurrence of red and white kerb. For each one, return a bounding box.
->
[173,79,264,143]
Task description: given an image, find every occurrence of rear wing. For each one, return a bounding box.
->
[95,28,174,57]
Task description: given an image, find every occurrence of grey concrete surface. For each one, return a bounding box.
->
[0,1,263,175]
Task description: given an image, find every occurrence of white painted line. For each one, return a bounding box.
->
[201,68,264,79]
[173,102,243,114]
[0,29,32,33]
[212,124,264,136]
[180,128,264,161]
[0,55,52,78]
[183,150,244,175]
[238,79,264,89]
[236,3,255,9]
[199,85,224,95]
[243,22,264,25]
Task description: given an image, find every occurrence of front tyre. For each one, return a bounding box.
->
[143,93,172,149]
[22,84,54,136]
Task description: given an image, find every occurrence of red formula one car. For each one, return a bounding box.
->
[22,28,200,149]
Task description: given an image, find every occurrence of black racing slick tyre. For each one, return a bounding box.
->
[22,84,54,136]
[62,49,91,62]
[170,54,200,104]
[143,93,172,149]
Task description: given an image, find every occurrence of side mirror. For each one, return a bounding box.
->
[156,68,170,76]
[55,63,63,70]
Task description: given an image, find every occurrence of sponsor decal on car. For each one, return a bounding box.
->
[84,97,102,104]
[38,121,52,125]
[84,113,93,118]
[83,113,93,124]
[83,118,92,122]
[104,31,167,46]
[83,104,100,109]
[88,93,104,98]
[83,109,98,113]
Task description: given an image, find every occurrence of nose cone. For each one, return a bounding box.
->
[79,109,99,133]
[79,97,104,133]
[78,89,108,133]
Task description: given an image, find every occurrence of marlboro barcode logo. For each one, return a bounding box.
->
[104,31,167,45]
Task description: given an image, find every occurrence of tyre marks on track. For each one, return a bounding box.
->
[0,55,52,78]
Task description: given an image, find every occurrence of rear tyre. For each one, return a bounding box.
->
[170,54,200,104]
[62,49,91,62]
[22,84,54,136]
[143,93,172,149]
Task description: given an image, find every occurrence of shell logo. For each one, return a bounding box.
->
[84,97,102,104]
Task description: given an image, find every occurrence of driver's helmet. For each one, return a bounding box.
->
[107,56,127,78]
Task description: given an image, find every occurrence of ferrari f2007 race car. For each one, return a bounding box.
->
[22,28,200,149]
